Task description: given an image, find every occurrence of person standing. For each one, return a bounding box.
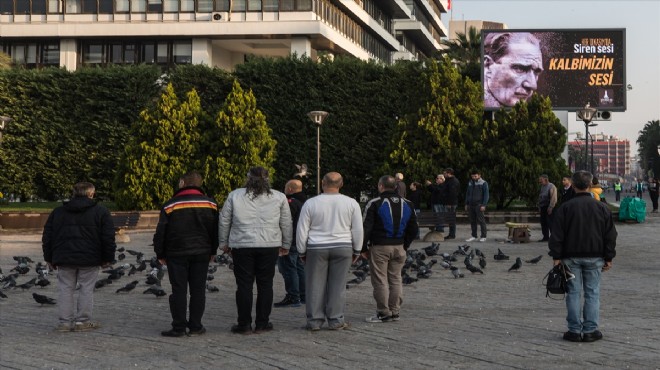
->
[408,182,423,239]
[549,170,617,343]
[613,180,622,202]
[590,177,603,201]
[362,175,418,323]
[219,166,292,334]
[465,170,489,242]
[425,174,446,233]
[559,176,576,205]
[538,174,557,242]
[394,173,407,198]
[648,178,659,212]
[636,179,644,198]
[442,168,460,240]
[297,172,363,331]
[42,182,116,332]
[153,171,219,337]
[274,179,307,307]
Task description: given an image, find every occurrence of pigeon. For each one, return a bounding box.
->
[494,248,510,261]
[478,256,487,269]
[17,277,37,290]
[127,264,138,276]
[206,274,215,281]
[117,247,125,252]
[0,290,7,298]
[508,257,523,272]
[525,255,543,264]
[423,243,440,257]
[439,260,451,269]
[35,262,50,277]
[117,253,126,261]
[2,275,17,289]
[143,285,167,297]
[136,260,148,272]
[402,271,418,285]
[475,248,483,258]
[208,265,218,274]
[126,249,141,256]
[450,266,464,278]
[32,292,56,305]
[206,284,220,293]
[116,280,139,293]
[145,275,161,286]
[293,163,308,178]
[13,256,35,263]
[36,276,51,288]
[95,278,113,289]
[466,264,484,274]
[347,275,366,285]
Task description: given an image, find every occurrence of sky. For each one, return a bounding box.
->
[449,0,660,155]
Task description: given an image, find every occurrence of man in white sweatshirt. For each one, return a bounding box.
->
[297,172,364,331]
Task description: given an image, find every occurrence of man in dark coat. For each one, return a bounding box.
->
[549,171,617,343]
[42,182,116,332]
[154,171,219,337]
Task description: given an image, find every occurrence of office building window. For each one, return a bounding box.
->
[197,0,212,11]
[16,0,30,13]
[131,0,146,12]
[232,0,245,11]
[262,0,277,11]
[214,0,229,11]
[157,43,168,63]
[83,43,104,64]
[0,0,13,14]
[247,0,260,11]
[173,42,191,64]
[297,0,311,10]
[65,0,81,13]
[99,0,113,13]
[33,0,47,14]
[125,44,137,63]
[147,0,162,12]
[163,0,176,11]
[111,44,123,63]
[180,0,193,11]
[82,0,97,13]
[42,43,60,65]
[115,0,129,12]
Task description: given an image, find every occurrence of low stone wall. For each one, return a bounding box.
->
[0,211,160,230]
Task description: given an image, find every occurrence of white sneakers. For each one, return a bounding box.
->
[466,237,487,242]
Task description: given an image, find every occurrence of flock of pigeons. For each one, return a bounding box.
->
[0,241,546,306]
[0,247,236,305]
[346,242,545,289]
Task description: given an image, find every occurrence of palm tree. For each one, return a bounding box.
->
[437,26,482,82]
[637,120,660,179]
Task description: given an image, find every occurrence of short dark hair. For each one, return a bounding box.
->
[379,175,396,190]
[470,169,481,175]
[72,182,95,198]
[572,171,593,190]
[181,171,203,187]
[444,168,454,175]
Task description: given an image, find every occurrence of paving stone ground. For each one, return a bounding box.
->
[1,209,659,369]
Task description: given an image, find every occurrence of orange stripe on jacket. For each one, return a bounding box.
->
[164,200,218,214]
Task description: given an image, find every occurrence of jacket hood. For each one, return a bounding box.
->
[63,197,98,213]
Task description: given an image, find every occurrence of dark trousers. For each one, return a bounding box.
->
[232,247,279,328]
[651,192,659,211]
[615,190,621,202]
[467,205,487,238]
[539,206,553,240]
[166,254,210,332]
[277,248,305,300]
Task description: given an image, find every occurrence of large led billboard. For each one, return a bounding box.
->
[482,29,626,111]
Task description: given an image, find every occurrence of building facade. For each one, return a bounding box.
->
[569,133,631,178]
[0,0,448,70]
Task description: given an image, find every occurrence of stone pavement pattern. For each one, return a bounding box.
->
[1,216,659,369]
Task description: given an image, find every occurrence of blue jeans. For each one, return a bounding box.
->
[277,249,305,300]
[563,257,605,334]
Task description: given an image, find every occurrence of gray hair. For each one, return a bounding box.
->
[72,182,95,198]
[571,171,593,191]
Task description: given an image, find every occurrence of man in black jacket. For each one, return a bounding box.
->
[274,179,307,307]
[42,182,116,332]
[442,168,460,239]
[549,171,617,343]
[153,171,219,337]
[362,175,418,323]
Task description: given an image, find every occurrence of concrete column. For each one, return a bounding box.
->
[192,38,212,66]
[290,37,311,58]
[59,39,77,71]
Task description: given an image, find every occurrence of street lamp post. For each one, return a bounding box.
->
[307,111,329,194]
[577,104,597,173]
[0,115,12,145]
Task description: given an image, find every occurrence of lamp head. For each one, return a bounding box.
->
[307,111,329,127]
[0,115,12,130]
[577,103,597,124]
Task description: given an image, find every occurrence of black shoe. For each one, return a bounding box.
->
[562,331,582,342]
[274,295,301,307]
[254,322,274,334]
[231,324,252,334]
[581,330,603,342]
[300,295,306,304]
[445,235,456,240]
[187,327,206,336]
[161,329,186,337]
[538,238,549,242]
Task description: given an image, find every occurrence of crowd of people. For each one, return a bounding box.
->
[42,168,621,343]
